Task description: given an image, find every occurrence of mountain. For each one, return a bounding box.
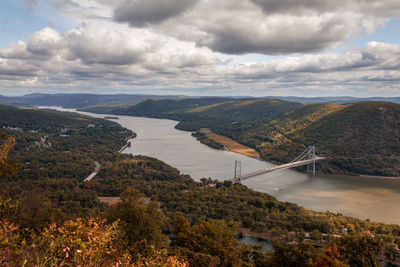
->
[84,97,233,116]
[82,97,302,130]
[0,104,82,130]
[0,93,185,108]
[267,96,400,104]
[286,102,400,176]
[227,102,400,176]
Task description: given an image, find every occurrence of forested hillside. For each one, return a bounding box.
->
[219,102,400,176]
[0,105,132,217]
[82,97,302,128]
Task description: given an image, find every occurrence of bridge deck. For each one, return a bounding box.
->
[229,157,326,182]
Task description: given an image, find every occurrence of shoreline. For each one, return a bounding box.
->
[199,128,260,158]
[119,133,136,153]
[203,135,400,181]
[359,174,400,180]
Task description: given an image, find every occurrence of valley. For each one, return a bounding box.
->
[2,98,400,265]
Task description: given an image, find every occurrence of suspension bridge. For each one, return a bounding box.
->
[229,146,326,182]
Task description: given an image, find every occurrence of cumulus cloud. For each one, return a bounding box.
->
[249,0,347,15]
[1,24,400,96]
[199,12,367,55]
[63,27,156,65]
[0,28,63,60]
[27,27,63,57]
[0,26,221,83]
[1,0,399,96]
[108,0,400,55]
[249,0,400,16]
[114,0,199,27]
[229,41,400,78]
[129,0,382,55]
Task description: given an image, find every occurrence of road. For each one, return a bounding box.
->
[84,161,101,182]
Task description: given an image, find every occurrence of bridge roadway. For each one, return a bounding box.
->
[228,157,326,182]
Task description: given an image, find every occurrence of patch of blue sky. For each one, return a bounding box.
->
[327,18,400,54]
[354,18,400,46]
[0,0,69,48]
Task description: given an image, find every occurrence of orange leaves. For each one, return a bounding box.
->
[0,220,21,265]
[0,218,188,266]
[0,132,18,178]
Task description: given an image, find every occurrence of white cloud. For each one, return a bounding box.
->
[27,27,63,57]
[114,0,199,27]
[1,24,399,96]
[137,0,383,55]
[64,26,157,65]
[249,0,400,17]
[1,0,400,96]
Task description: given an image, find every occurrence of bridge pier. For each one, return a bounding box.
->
[234,160,242,182]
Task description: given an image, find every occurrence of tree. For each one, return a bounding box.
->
[256,241,320,267]
[105,187,167,259]
[10,191,65,233]
[313,245,347,267]
[1,217,188,266]
[0,132,18,178]
[170,214,251,267]
[337,234,383,267]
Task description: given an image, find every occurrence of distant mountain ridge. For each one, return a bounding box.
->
[2,93,400,108]
[269,96,400,104]
[0,93,186,108]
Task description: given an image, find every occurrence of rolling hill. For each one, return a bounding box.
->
[225,102,400,176]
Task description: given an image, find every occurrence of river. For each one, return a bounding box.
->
[45,107,400,225]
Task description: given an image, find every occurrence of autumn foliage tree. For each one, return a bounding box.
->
[0,132,18,178]
[105,187,167,260]
[170,213,252,267]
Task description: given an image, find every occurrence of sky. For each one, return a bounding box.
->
[0,0,400,97]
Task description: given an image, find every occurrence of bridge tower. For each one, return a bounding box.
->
[234,160,242,182]
[306,146,316,175]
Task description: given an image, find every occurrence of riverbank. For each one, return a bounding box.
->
[118,133,136,153]
[359,174,400,180]
[198,129,400,181]
[199,128,259,158]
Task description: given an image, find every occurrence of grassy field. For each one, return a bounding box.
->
[200,128,260,158]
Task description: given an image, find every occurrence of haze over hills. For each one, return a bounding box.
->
[0,93,186,108]
[2,93,400,108]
